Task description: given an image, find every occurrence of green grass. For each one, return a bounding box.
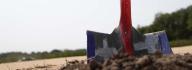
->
[170,39,192,47]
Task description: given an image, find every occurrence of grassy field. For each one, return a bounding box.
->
[0,46,191,70]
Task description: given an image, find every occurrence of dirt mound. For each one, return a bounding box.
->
[59,52,192,70]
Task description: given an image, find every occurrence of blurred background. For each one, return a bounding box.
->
[0,0,192,63]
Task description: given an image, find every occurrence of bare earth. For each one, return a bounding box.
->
[0,46,191,70]
[0,56,86,70]
[172,45,192,54]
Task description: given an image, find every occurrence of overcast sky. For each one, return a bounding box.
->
[0,0,192,53]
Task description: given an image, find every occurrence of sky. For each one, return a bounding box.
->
[0,0,192,53]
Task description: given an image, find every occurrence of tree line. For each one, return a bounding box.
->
[137,5,192,46]
[0,49,86,63]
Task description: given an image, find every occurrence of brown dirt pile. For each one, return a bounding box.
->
[59,53,192,70]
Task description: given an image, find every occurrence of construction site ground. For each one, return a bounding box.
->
[0,45,191,70]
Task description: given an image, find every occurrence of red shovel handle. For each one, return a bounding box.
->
[119,0,134,55]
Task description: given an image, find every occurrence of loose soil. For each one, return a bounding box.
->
[0,46,191,70]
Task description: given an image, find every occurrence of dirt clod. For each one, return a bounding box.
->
[59,52,192,70]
